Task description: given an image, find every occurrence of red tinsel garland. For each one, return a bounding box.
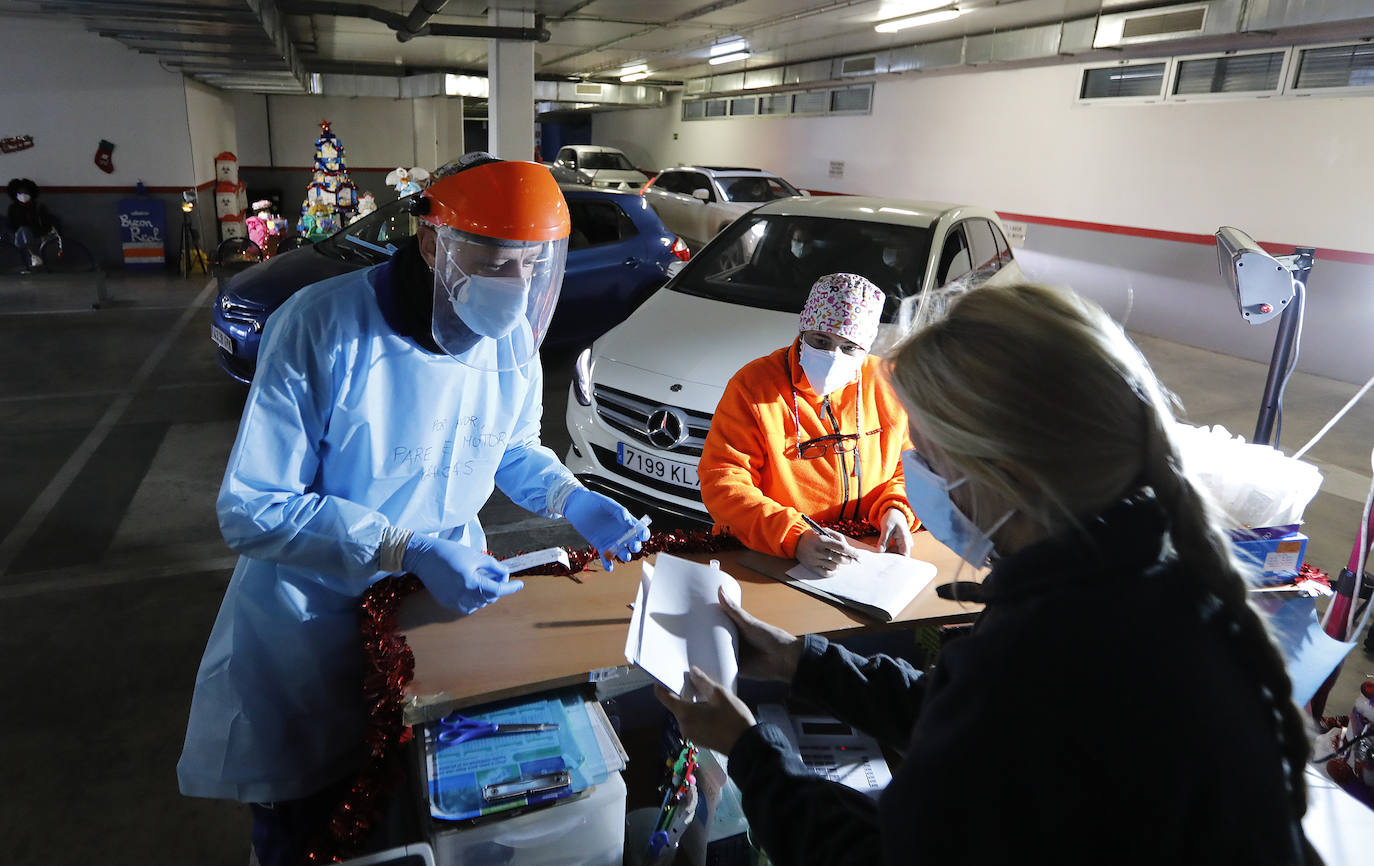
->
[302,521,877,863]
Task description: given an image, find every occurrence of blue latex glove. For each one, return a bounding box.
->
[402,534,523,614]
[564,488,650,570]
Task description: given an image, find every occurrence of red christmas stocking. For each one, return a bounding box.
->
[94,139,115,174]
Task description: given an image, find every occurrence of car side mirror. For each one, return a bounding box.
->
[692,189,711,202]
[799,189,812,197]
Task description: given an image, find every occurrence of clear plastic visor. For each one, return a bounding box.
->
[430,225,568,371]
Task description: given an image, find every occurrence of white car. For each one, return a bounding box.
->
[642,165,805,250]
[549,145,651,191]
[564,195,1024,522]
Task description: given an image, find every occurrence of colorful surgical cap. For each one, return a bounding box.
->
[798,273,885,352]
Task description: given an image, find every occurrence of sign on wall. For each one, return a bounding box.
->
[1003,220,1027,248]
[117,197,167,269]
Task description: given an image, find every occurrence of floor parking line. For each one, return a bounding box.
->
[0,554,239,600]
[0,279,219,576]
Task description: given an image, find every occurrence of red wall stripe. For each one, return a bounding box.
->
[995,210,1374,267]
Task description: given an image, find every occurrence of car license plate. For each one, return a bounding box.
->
[617,442,700,490]
[210,325,234,352]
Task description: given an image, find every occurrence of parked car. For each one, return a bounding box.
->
[642,165,805,250]
[564,195,1023,522]
[211,185,690,384]
[548,145,651,191]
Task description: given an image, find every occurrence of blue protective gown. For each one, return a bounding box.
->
[177,258,576,803]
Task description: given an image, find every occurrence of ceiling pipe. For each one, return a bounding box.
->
[395,0,448,42]
[278,1,550,42]
[412,14,549,42]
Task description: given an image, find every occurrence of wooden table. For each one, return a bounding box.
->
[398,531,983,723]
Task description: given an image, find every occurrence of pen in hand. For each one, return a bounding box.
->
[799,513,858,563]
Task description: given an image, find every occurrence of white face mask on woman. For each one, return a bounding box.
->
[799,341,864,395]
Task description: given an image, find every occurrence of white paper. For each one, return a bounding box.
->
[624,553,741,696]
[785,549,937,621]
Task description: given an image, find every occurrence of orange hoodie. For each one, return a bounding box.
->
[699,339,917,559]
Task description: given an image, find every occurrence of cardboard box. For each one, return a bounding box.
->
[1228,524,1308,586]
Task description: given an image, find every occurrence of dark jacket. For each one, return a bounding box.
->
[7,201,54,235]
[728,495,1308,865]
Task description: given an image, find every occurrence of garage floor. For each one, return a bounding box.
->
[1,271,1370,865]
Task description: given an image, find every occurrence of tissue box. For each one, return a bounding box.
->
[1228,525,1307,586]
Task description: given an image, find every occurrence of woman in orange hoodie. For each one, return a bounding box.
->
[699,273,918,574]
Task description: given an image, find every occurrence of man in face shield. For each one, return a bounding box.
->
[177,153,650,866]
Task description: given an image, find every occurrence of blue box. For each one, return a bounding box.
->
[1228,524,1308,586]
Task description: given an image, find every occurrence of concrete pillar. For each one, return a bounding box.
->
[487,8,535,161]
[438,96,465,164]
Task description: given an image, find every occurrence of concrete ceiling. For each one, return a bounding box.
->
[1,0,1371,99]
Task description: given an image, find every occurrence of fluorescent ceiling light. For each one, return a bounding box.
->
[875,7,962,32]
[444,73,489,98]
[708,51,751,65]
[875,0,951,17]
[620,71,650,82]
[620,63,648,76]
[710,39,749,57]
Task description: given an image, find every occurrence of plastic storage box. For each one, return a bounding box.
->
[429,771,626,866]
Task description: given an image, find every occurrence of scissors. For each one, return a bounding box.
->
[436,711,559,744]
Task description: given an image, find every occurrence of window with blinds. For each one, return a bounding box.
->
[1295,43,1374,90]
[1080,63,1167,99]
[1174,52,1285,95]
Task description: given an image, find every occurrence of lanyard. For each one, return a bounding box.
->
[790,344,864,519]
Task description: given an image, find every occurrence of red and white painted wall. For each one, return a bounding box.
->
[592,62,1374,385]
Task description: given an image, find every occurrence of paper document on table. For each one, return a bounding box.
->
[785,549,938,622]
[624,553,741,696]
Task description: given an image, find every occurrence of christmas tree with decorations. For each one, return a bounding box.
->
[297,119,360,241]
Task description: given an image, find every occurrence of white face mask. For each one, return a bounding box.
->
[791,241,807,258]
[799,341,864,395]
[882,248,898,268]
[16,193,31,203]
[451,274,531,338]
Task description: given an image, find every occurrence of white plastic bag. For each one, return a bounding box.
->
[1171,423,1323,528]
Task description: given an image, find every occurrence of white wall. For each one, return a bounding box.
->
[230,92,274,166]
[233,93,467,170]
[593,65,1374,384]
[185,80,238,185]
[0,16,195,186]
[258,96,421,168]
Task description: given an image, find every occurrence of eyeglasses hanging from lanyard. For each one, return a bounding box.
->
[798,431,861,459]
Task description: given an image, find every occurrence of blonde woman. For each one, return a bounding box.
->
[659,282,1317,865]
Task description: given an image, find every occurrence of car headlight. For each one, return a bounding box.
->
[573,347,593,407]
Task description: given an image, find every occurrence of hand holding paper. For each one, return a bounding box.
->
[624,553,741,696]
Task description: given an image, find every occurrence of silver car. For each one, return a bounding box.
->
[642,165,805,250]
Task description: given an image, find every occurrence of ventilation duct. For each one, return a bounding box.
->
[839,55,879,76]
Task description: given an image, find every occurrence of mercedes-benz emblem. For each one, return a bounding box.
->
[645,406,689,450]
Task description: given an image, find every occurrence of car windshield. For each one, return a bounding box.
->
[718,175,801,203]
[314,196,418,265]
[581,151,637,171]
[669,214,934,322]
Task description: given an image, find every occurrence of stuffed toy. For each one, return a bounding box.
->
[385,166,430,197]
[6,177,56,269]
[348,192,377,225]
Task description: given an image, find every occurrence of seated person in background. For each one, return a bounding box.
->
[866,233,917,298]
[699,273,918,575]
[662,281,1318,866]
[6,177,55,270]
[776,223,822,290]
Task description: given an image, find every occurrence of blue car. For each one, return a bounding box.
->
[211,185,689,384]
